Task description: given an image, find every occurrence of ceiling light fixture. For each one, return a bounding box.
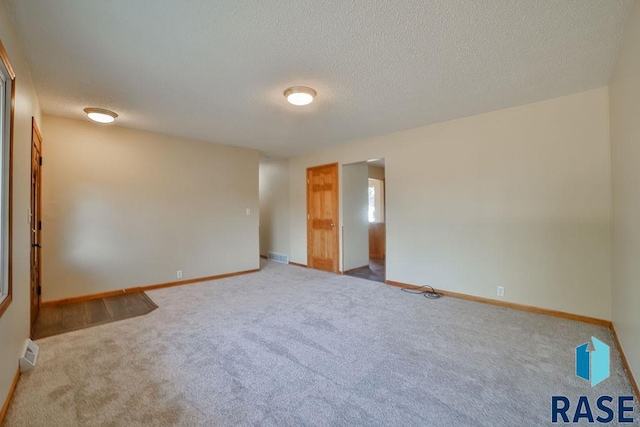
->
[284,86,316,106]
[83,107,118,124]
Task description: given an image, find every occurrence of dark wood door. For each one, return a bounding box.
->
[307,163,339,273]
[30,118,42,331]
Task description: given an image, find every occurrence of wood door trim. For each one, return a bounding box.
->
[30,117,43,332]
[306,162,339,273]
[32,116,42,144]
[41,268,260,307]
[0,38,16,320]
[0,41,15,79]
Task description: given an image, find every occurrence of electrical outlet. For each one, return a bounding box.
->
[497,286,505,297]
[177,270,183,279]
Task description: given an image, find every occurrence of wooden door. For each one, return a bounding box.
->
[30,118,42,331]
[307,163,339,272]
[369,223,386,259]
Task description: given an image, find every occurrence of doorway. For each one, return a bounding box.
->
[30,118,42,331]
[343,159,385,283]
[307,163,339,273]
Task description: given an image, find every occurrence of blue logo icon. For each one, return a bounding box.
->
[550,337,633,423]
[576,336,610,387]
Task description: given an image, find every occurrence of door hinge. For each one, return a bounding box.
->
[38,221,42,230]
[37,286,42,296]
[39,156,43,166]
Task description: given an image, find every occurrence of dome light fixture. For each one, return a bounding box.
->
[83,107,118,124]
[284,86,316,106]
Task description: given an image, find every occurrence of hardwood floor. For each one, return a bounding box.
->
[32,292,157,339]
[345,258,385,283]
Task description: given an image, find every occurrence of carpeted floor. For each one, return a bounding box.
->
[6,260,639,426]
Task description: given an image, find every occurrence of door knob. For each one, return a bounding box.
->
[331,222,335,227]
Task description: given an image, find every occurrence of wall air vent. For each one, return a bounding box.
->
[267,252,289,264]
[20,339,39,373]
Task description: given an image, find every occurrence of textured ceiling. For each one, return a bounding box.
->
[5,0,634,157]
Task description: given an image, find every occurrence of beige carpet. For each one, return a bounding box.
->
[5,260,639,426]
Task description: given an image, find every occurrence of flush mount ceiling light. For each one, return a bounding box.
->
[284,86,317,106]
[83,107,118,124]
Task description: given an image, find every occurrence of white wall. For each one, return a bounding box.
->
[289,88,612,320]
[42,116,260,302]
[0,0,42,412]
[609,0,640,387]
[342,162,369,271]
[259,157,290,257]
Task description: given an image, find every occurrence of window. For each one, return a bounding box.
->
[368,178,385,223]
[0,40,15,319]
